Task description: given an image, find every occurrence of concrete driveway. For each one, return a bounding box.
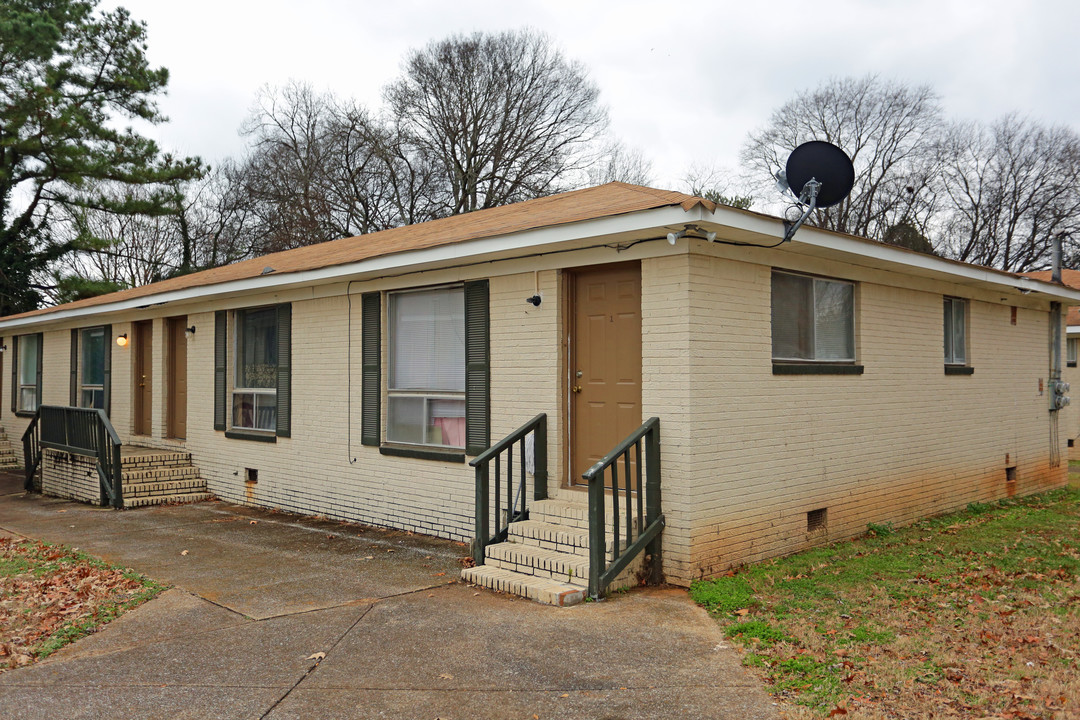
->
[0,472,778,719]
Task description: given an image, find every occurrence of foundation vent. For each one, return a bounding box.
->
[807,508,827,532]
[1005,466,1016,484]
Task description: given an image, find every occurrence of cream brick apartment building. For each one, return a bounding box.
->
[2,183,1077,598]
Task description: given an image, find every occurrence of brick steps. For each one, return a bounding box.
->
[118,447,208,508]
[0,426,18,470]
[124,492,212,509]
[461,496,644,607]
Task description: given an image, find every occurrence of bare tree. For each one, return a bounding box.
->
[588,141,653,186]
[385,29,609,215]
[683,163,754,209]
[742,75,942,241]
[934,116,1080,271]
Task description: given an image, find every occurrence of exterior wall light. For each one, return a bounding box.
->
[116,333,129,348]
[186,325,196,335]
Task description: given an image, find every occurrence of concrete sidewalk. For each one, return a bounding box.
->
[0,473,779,719]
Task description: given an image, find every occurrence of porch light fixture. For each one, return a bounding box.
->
[186,325,196,335]
[666,230,685,245]
[116,333,128,348]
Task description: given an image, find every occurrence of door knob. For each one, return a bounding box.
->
[571,385,582,394]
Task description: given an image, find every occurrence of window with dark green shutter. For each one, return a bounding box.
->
[71,326,111,412]
[218,305,291,438]
[13,333,43,414]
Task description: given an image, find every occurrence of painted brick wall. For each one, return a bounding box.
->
[666,250,1067,585]
[41,449,98,503]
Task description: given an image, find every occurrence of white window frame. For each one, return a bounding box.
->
[1068,338,1078,368]
[943,297,968,366]
[16,334,41,413]
[771,270,856,363]
[231,307,277,433]
[79,326,106,409]
[386,285,466,449]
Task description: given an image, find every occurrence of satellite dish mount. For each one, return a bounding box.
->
[776,141,854,243]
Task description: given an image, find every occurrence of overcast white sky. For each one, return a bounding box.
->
[118,0,1079,190]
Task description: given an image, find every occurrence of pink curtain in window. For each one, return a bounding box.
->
[433,417,466,447]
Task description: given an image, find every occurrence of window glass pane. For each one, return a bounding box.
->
[389,288,465,391]
[951,301,966,364]
[18,336,38,386]
[20,387,37,411]
[943,299,953,361]
[1069,338,1078,364]
[81,327,105,386]
[771,273,813,360]
[237,308,277,389]
[813,279,854,360]
[81,388,104,410]
[387,396,465,447]
[387,396,425,444]
[255,394,277,431]
[233,393,254,429]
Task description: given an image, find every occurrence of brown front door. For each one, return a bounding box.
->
[133,320,153,435]
[166,317,188,439]
[569,262,642,486]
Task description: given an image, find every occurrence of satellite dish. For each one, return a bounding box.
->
[776,140,855,242]
[784,141,854,208]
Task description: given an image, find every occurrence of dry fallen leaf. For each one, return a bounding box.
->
[559,693,569,698]
[734,608,750,616]
[306,652,326,661]
[249,520,257,525]
[180,550,188,556]
[438,672,453,680]
[363,556,374,560]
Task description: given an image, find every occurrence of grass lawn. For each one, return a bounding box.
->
[691,484,1080,719]
[0,538,164,670]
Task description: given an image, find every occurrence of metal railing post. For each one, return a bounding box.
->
[474,463,489,565]
[588,469,605,599]
[645,421,663,585]
[534,416,547,501]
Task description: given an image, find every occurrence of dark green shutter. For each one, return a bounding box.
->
[464,280,490,456]
[102,324,112,416]
[34,334,42,410]
[275,304,291,438]
[69,329,78,406]
[8,336,14,413]
[360,292,381,446]
[214,311,227,431]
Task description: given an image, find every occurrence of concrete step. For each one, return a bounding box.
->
[121,465,202,483]
[485,542,589,585]
[530,498,640,533]
[123,478,208,498]
[124,492,212,508]
[507,519,624,557]
[461,565,584,607]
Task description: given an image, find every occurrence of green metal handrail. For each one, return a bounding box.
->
[583,416,664,599]
[21,410,41,491]
[470,413,547,565]
[34,405,124,509]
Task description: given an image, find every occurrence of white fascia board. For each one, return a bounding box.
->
[1068,326,1080,335]
[700,207,1080,304]
[0,205,695,331]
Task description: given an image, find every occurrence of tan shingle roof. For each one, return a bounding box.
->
[2,182,713,323]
